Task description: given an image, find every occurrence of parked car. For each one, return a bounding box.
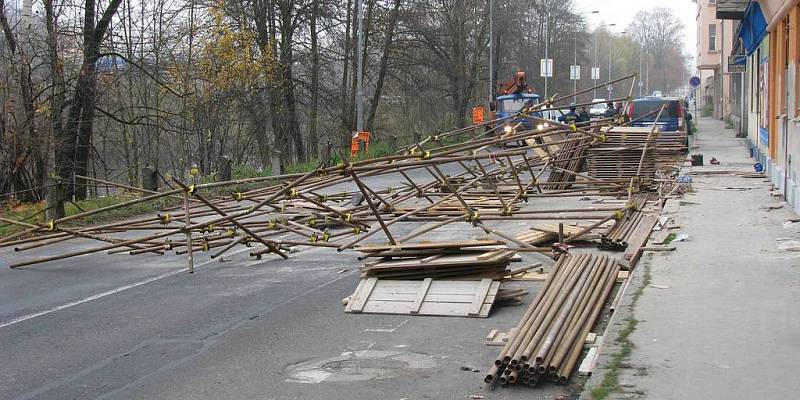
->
[589,99,607,118]
[627,96,693,145]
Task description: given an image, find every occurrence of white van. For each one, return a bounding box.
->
[589,99,607,117]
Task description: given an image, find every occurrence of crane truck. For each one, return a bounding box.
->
[473,71,543,135]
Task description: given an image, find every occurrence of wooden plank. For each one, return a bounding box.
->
[469,279,494,317]
[511,270,549,281]
[653,216,671,231]
[410,278,432,314]
[419,254,444,264]
[484,328,517,346]
[578,347,599,376]
[355,239,504,253]
[624,214,659,263]
[346,278,378,313]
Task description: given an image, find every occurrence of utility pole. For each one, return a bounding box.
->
[489,0,494,104]
[607,29,626,99]
[573,11,598,103]
[592,23,614,99]
[638,44,643,98]
[607,33,612,99]
[356,0,365,132]
[645,49,649,94]
[573,28,578,102]
[593,33,598,98]
[543,0,549,99]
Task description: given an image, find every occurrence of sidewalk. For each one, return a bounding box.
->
[583,117,800,399]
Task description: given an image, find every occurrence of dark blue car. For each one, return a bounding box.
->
[627,97,692,133]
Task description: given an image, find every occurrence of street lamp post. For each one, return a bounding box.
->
[573,11,599,102]
[607,29,626,99]
[592,23,614,98]
[638,44,643,98]
[543,0,549,99]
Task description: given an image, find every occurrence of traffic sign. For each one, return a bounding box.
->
[540,59,553,78]
[570,65,580,80]
[689,76,701,88]
[591,67,600,80]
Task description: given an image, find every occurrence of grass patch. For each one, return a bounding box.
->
[662,232,677,244]
[0,194,178,239]
[1,141,398,239]
[590,254,653,400]
[723,115,735,129]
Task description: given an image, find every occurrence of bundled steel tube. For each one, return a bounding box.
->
[484,254,622,388]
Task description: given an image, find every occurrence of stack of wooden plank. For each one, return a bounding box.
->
[587,128,657,181]
[356,240,513,280]
[516,224,588,245]
[601,127,687,168]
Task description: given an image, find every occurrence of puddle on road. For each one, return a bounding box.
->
[285,350,436,383]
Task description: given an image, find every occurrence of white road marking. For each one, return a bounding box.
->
[364,319,408,333]
[0,235,343,330]
[0,268,188,329]
[0,245,256,329]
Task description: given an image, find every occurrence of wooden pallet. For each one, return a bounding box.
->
[344,278,500,317]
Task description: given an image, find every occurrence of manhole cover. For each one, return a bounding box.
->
[286,350,436,383]
[322,358,408,372]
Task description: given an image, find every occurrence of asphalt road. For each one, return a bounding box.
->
[0,164,593,400]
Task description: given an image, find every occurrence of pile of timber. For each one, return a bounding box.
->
[356,239,513,280]
[586,129,657,182]
[598,196,648,251]
[516,224,587,245]
[604,127,687,167]
[544,136,592,190]
[484,254,620,387]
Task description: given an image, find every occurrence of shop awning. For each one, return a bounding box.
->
[736,1,768,56]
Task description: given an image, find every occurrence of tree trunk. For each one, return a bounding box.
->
[340,0,352,137]
[366,0,401,133]
[54,0,124,200]
[309,0,320,158]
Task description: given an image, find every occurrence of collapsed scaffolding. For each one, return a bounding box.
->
[0,74,688,389]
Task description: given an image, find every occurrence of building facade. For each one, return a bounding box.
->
[695,0,737,120]
[723,0,800,212]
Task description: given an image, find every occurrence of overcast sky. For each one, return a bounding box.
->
[575,0,697,68]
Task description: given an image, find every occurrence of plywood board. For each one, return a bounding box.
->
[344,278,500,318]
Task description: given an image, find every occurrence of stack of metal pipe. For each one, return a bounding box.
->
[598,196,647,251]
[484,253,620,387]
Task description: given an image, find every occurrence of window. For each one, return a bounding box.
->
[708,24,717,51]
[709,0,716,5]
